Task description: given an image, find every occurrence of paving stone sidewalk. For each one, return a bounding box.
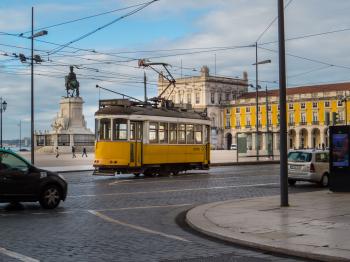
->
[186,190,350,262]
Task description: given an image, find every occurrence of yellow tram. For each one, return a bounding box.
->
[93,99,211,176]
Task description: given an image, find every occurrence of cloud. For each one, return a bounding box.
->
[2,0,350,139]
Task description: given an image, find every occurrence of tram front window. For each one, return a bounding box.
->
[113,119,127,140]
[99,119,111,140]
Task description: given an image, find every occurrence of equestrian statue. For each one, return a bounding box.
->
[65,66,80,97]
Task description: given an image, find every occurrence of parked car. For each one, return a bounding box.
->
[230,144,237,150]
[0,149,67,209]
[288,149,329,187]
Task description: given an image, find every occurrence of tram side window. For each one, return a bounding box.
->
[195,125,203,144]
[99,119,111,140]
[204,125,210,144]
[149,122,158,143]
[178,124,186,144]
[113,119,127,140]
[186,124,194,144]
[159,123,168,143]
[169,123,177,144]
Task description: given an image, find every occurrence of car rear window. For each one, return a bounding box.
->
[288,151,312,162]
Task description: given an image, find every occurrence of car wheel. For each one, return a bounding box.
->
[320,174,329,187]
[288,179,296,186]
[39,185,62,209]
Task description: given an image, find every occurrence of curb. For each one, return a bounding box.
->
[186,201,350,262]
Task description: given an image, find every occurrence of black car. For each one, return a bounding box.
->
[0,149,67,209]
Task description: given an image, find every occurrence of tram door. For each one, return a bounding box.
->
[130,122,143,167]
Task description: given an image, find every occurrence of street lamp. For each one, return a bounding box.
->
[30,6,48,164]
[251,49,271,161]
[0,98,7,148]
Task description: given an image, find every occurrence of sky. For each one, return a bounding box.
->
[1,0,350,140]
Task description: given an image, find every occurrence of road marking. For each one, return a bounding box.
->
[70,182,278,198]
[94,203,192,212]
[88,210,190,242]
[0,247,39,262]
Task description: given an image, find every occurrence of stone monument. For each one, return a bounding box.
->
[35,66,95,153]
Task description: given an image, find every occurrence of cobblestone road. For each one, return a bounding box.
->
[0,165,322,262]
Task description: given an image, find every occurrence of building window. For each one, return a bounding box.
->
[258,106,261,112]
[278,104,280,110]
[339,111,345,121]
[325,101,330,108]
[187,93,191,104]
[236,107,240,113]
[226,108,230,114]
[226,117,231,128]
[268,115,272,125]
[338,100,343,107]
[312,111,318,122]
[312,102,318,108]
[301,102,305,109]
[246,107,250,113]
[268,104,271,111]
[210,92,215,104]
[301,112,306,124]
[236,118,240,127]
[246,116,251,127]
[288,103,294,110]
[195,93,200,104]
[289,113,294,124]
[149,122,158,143]
[225,93,230,101]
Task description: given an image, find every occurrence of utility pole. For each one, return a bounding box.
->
[19,120,22,151]
[144,71,147,103]
[265,85,271,158]
[278,0,289,207]
[255,42,259,161]
[31,6,34,164]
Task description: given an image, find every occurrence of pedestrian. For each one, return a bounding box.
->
[72,146,76,158]
[55,146,59,158]
[82,147,87,157]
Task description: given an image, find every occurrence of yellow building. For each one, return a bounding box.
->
[223,82,350,153]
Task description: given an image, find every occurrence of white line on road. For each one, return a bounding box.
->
[94,203,192,212]
[70,183,278,198]
[0,247,39,262]
[88,210,190,243]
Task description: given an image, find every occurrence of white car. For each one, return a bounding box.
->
[230,144,237,150]
[288,149,329,187]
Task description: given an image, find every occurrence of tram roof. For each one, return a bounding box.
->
[95,104,209,120]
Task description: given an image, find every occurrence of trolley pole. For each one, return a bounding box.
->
[255,42,259,161]
[144,71,147,103]
[278,0,289,207]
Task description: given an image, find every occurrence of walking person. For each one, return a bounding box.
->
[55,146,59,158]
[72,146,76,158]
[82,147,88,158]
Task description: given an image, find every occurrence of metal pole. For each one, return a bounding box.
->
[346,98,348,126]
[0,97,2,148]
[255,42,259,161]
[278,0,289,207]
[19,120,22,151]
[144,71,147,103]
[265,85,270,158]
[31,6,35,164]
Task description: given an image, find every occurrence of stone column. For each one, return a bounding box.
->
[295,130,300,149]
[307,129,313,149]
[252,133,256,151]
[262,133,267,151]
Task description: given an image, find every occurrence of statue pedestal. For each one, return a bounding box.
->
[35,96,95,153]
